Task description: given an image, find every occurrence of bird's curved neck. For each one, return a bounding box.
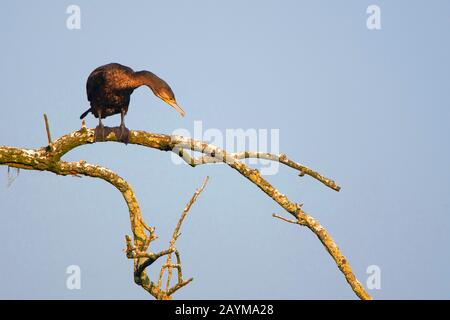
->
[134,70,160,90]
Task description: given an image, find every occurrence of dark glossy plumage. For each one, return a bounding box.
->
[80,63,185,121]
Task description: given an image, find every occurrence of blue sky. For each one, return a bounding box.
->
[0,1,449,299]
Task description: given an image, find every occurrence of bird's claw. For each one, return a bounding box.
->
[94,125,129,143]
[94,125,106,142]
[118,125,130,144]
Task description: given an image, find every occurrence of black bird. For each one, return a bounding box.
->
[80,63,185,142]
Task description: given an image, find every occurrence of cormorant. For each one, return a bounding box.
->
[80,63,185,142]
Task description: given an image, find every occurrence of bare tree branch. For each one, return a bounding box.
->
[175,148,340,191]
[157,176,209,295]
[0,125,371,300]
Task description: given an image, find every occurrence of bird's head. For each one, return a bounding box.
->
[136,70,185,117]
[154,84,185,117]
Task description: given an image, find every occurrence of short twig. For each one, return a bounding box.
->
[272,213,302,225]
[43,114,52,146]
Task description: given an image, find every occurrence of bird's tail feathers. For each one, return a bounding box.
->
[79,107,91,119]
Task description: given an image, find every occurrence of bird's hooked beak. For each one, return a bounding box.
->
[166,99,185,117]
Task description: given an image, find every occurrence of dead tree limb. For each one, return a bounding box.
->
[0,125,371,300]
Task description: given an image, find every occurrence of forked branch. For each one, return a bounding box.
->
[0,124,371,300]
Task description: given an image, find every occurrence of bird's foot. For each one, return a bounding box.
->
[118,125,130,144]
[94,124,106,142]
